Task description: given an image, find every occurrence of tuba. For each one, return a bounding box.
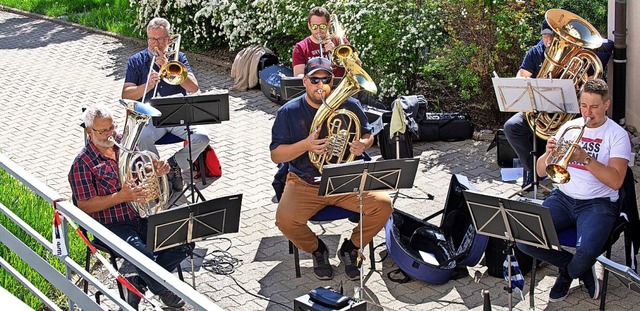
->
[545,118,590,184]
[525,9,603,140]
[110,99,170,218]
[308,17,377,173]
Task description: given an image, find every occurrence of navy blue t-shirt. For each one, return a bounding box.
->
[520,40,546,77]
[124,48,193,102]
[270,95,372,183]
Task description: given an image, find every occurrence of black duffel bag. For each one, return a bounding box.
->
[417,112,474,142]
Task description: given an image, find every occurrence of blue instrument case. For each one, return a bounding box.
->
[385,174,489,284]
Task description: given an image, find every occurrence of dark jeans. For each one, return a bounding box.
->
[503,112,545,184]
[516,189,618,279]
[105,218,193,294]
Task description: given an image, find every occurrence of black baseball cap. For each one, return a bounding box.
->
[541,20,553,35]
[304,57,333,76]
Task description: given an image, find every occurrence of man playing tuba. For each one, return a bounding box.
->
[270,57,392,281]
[68,104,193,309]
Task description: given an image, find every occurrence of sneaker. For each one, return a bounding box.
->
[580,265,600,300]
[338,239,361,281]
[125,275,146,310]
[311,239,334,280]
[167,156,184,191]
[159,290,186,308]
[549,268,572,302]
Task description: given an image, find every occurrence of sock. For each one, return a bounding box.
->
[313,238,326,254]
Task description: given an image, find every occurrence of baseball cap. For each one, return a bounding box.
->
[304,57,333,76]
[540,20,553,35]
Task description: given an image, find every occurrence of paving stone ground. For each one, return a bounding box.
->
[1,9,639,311]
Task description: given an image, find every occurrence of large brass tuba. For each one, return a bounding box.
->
[110,99,170,218]
[545,118,590,184]
[525,9,604,140]
[308,16,377,172]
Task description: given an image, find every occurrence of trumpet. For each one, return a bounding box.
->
[141,34,188,102]
[545,117,590,184]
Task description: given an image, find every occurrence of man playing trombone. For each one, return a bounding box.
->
[121,17,209,192]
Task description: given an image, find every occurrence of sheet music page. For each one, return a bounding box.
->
[500,168,523,181]
[453,174,478,191]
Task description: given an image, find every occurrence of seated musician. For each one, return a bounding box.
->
[292,6,387,110]
[121,17,209,192]
[270,57,393,280]
[68,103,192,309]
[516,79,632,302]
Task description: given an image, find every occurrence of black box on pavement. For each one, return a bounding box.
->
[294,294,366,311]
[484,237,535,277]
[496,129,518,168]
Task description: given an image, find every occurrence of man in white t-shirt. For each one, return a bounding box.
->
[517,79,631,303]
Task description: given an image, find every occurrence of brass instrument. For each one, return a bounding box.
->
[308,16,377,172]
[545,117,590,184]
[141,34,188,102]
[110,99,170,217]
[525,9,603,140]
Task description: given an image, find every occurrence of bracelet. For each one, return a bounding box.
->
[583,156,592,165]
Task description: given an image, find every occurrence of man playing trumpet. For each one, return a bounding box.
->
[517,79,632,302]
[68,104,192,309]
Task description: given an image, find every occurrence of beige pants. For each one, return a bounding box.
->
[275,173,393,253]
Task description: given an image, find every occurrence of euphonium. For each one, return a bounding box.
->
[110,99,170,218]
[545,117,590,184]
[308,18,377,173]
[525,9,603,140]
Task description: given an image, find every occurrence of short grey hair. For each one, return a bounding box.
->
[147,17,170,34]
[83,104,113,129]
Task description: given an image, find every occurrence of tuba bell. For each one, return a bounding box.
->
[308,16,377,173]
[525,9,603,140]
[110,99,170,218]
[544,118,590,184]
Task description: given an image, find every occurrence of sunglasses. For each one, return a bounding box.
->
[310,23,328,30]
[309,76,332,84]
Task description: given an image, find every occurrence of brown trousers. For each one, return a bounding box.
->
[275,173,393,253]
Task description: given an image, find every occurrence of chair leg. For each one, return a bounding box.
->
[529,258,537,310]
[198,152,207,186]
[288,240,294,254]
[83,248,91,294]
[108,255,125,300]
[368,242,375,271]
[600,242,616,310]
[292,241,302,278]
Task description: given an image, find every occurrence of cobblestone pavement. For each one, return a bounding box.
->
[1,9,640,311]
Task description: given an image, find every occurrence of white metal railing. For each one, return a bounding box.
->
[0,153,223,310]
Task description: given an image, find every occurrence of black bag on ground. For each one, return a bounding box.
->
[494,129,518,168]
[259,65,293,105]
[378,123,413,159]
[484,237,535,277]
[417,112,474,142]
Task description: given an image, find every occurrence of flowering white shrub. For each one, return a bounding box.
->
[131,0,443,100]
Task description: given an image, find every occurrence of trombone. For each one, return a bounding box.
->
[141,34,188,102]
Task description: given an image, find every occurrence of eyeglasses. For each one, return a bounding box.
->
[309,23,328,30]
[147,36,168,43]
[92,125,116,135]
[309,76,332,84]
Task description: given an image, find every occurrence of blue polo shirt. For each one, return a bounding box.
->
[520,40,546,77]
[124,48,193,102]
[270,95,372,183]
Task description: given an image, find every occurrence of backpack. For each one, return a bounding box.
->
[193,145,222,178]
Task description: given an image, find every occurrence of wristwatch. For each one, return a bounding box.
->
[584,156,593,165]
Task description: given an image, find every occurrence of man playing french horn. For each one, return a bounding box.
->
[270,57,392,281]
[68,104,193,310]
[516,79,632,302]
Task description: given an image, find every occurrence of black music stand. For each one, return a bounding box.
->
[280,76,342,101]
[597,255,640,294]
[318,158,419,300]
[146,194,242,287]
[150,93,230,206]
[463,190,560,311]
[492,77,578,199]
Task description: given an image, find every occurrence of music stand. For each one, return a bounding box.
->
[150,93,230,206]
[597,255,640,294]
[463,190,560,311]
[318,158,419,299]
[492,77,579,199]
[146,194,242,287]
[280,76,343,102]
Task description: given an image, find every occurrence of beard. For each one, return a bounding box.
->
[92,135,115,149]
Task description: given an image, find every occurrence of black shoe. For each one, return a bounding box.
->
[167,156,184,191]
[580,265,600,300]
[549,268,572,302]
[159,290,185,308]
[125,275,146,310]
[338,239,361,281]
[311,239,334,280]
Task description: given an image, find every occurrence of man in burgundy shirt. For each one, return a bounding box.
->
[68,103,191,310]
